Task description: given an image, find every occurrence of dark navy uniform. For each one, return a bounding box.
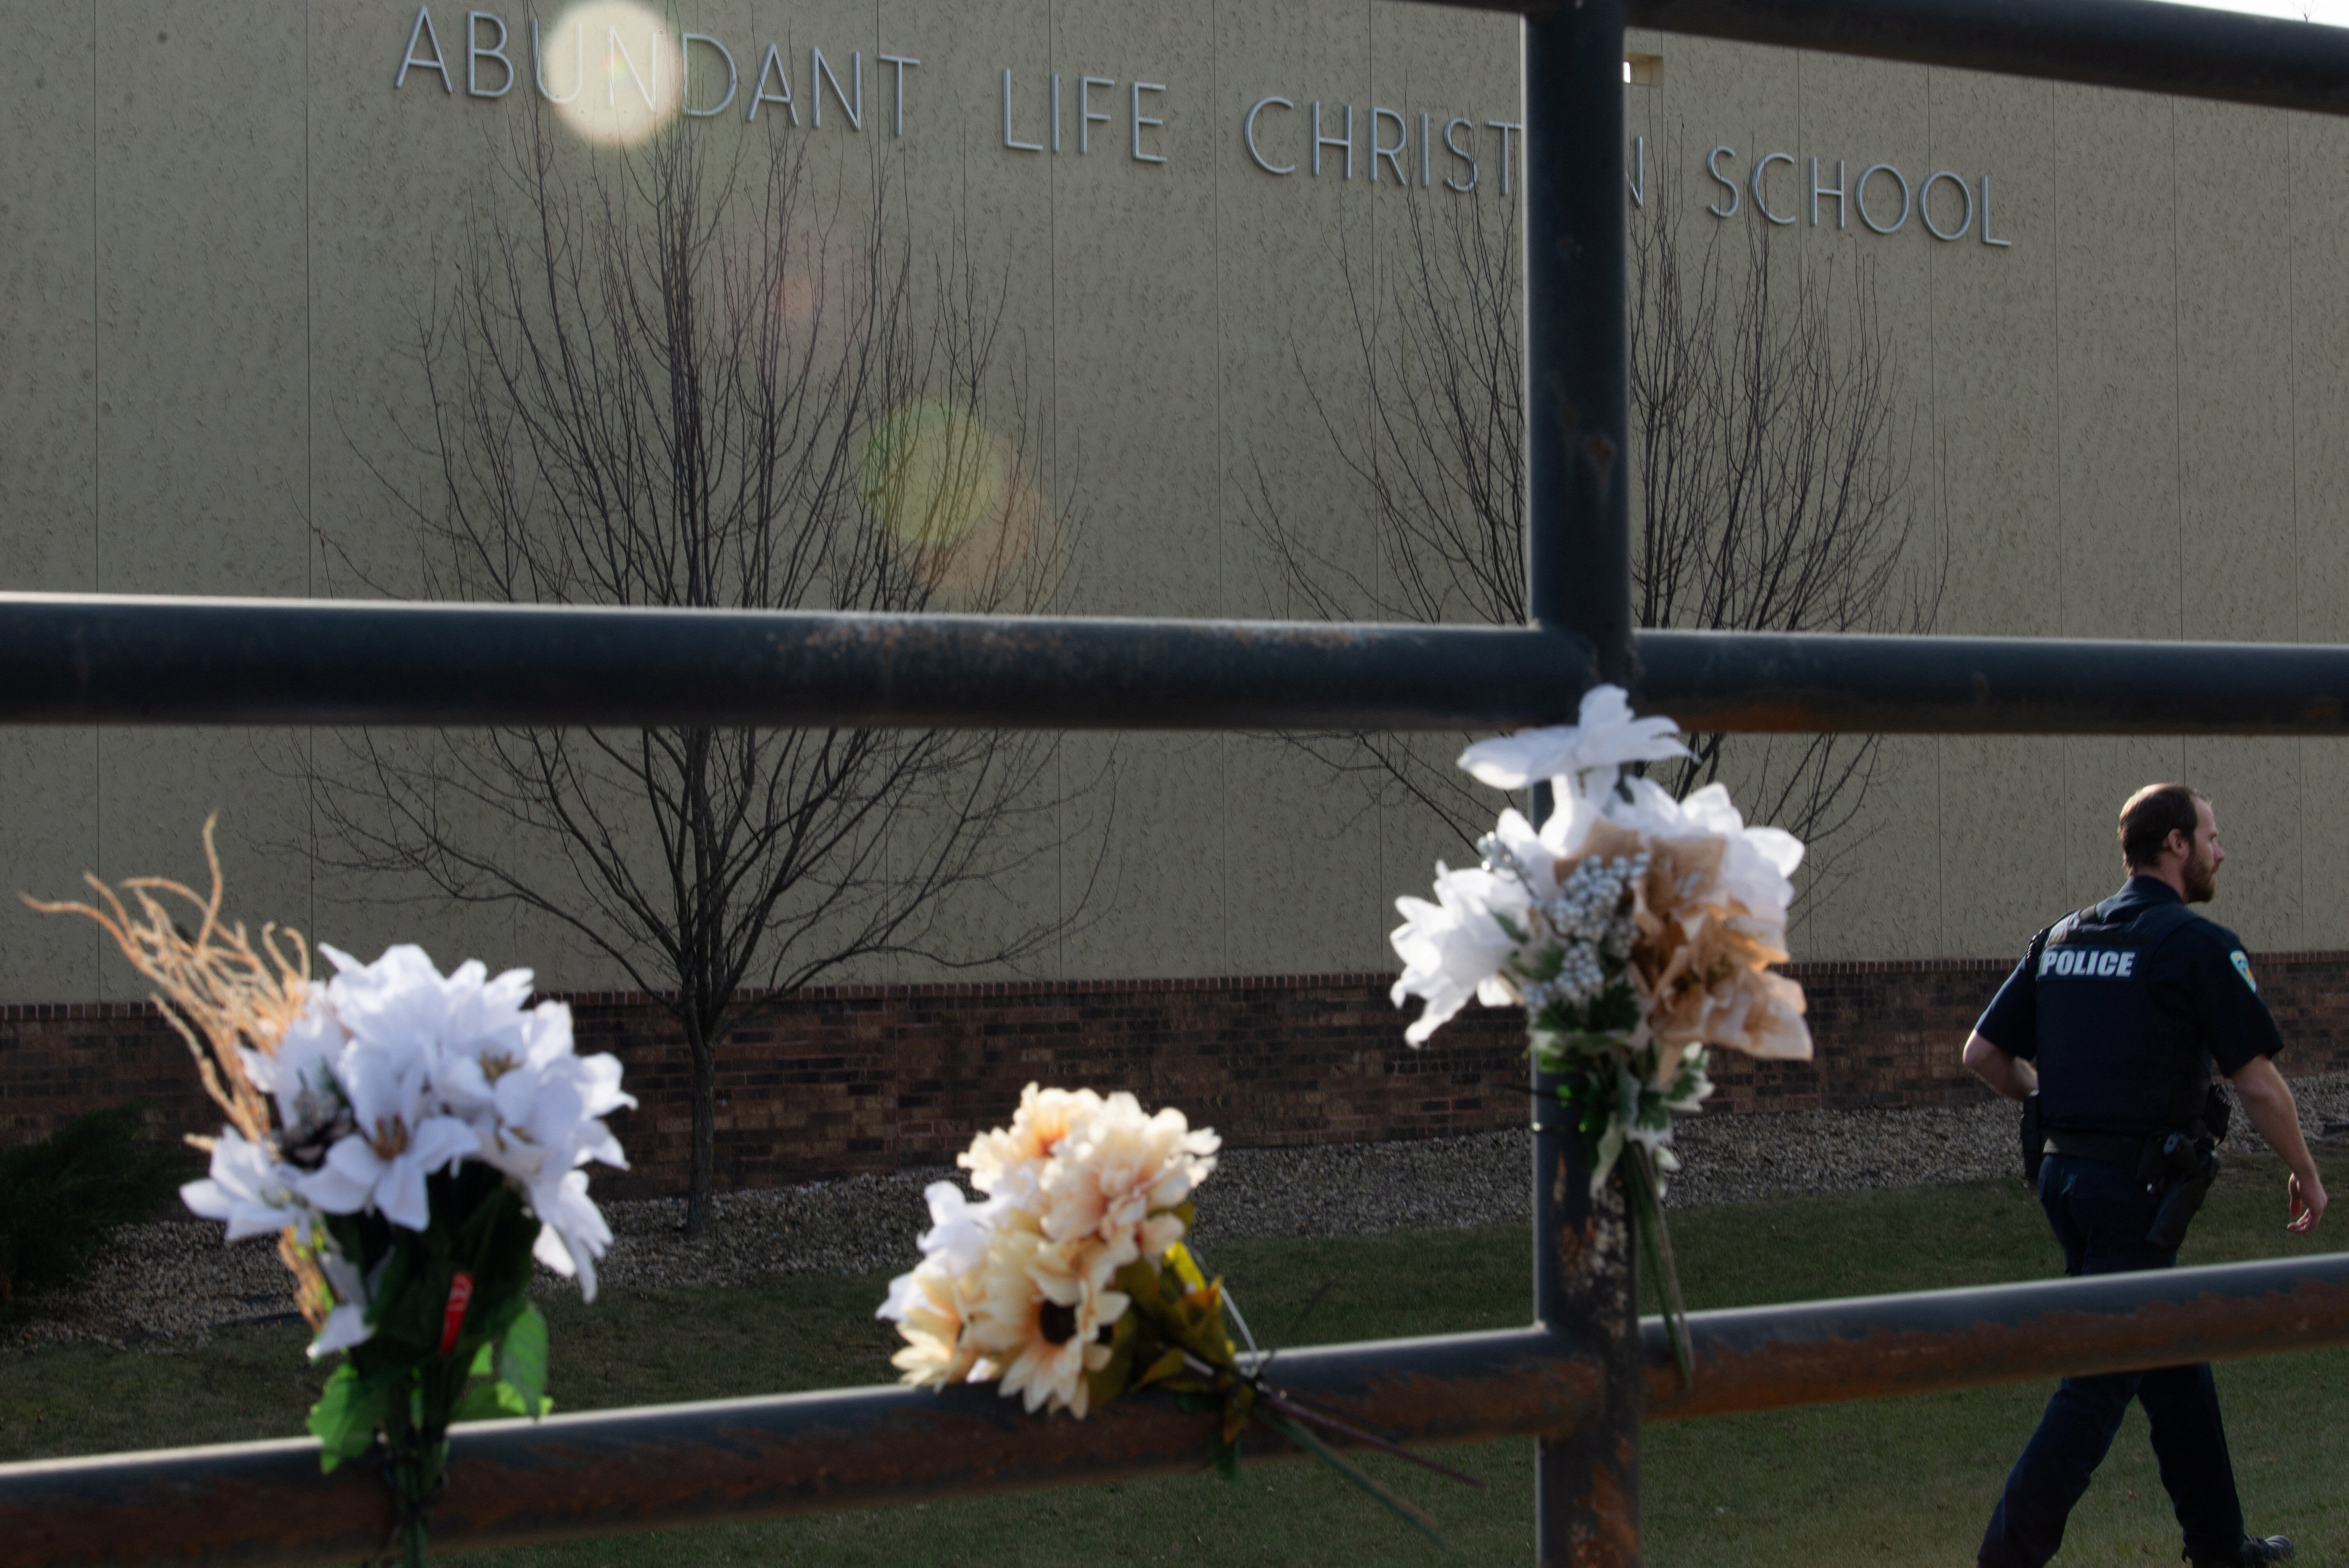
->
[1973,875,2283,1568]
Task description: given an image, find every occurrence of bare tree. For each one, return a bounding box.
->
[1245,169,1940,913]
[313,108,1094,1234]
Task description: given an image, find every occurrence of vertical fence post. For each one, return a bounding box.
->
[1532,1080,1640,1566]
[1524,0,1634,681]
[1522,0,1640,1564]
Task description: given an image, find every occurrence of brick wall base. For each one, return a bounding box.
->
[11,953,2349,1200]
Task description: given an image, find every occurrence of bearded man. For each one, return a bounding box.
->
[1962,782,2326,1568]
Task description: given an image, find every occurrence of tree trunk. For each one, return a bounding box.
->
[684,1033,717,1237]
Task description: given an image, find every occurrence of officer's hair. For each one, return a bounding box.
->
[2118,783,2207,869]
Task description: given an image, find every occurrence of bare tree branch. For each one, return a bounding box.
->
[308,108,1100,1233]
[1241,168,1943,922]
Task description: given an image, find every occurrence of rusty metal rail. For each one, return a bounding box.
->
[21,598,2349,737]
[3,1327,1601,1568]
[1624,0,2349,114]
[8,1254,2346,1568]
[0,594,1600,734]
[1642,1251,2349,1420]
[1409,0,2349,115]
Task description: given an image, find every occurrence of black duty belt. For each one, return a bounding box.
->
[2042,1130,2153,1170]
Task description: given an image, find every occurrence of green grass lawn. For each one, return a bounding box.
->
[7,1147,2347,1566]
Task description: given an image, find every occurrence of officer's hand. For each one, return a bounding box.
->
[2288,1170,2327,1234]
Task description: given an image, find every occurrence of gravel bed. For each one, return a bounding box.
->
[18,1076,2347,1351]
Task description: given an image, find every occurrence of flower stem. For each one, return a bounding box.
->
[380,1374,450,1568]
[1256,1408,1452,1548]
[1625,1144,1693,1391]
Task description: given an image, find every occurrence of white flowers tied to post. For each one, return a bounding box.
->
[187,942,632,1346]
[27,820,632,1568]
[1389,686,1814,1383]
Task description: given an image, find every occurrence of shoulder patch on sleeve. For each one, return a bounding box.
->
[2231,950,2258,993]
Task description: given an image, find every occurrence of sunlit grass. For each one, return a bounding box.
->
[8,1146,2347,1565]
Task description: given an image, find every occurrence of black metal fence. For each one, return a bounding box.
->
[11,1255,2349,1566]
[7,1,2349,1564]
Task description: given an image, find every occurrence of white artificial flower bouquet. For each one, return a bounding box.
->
[27,821,631,1568]
[879,1085,1478,1539]
[1390,686,1814,1380]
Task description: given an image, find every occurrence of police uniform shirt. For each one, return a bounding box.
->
[1975,875,2283,1139]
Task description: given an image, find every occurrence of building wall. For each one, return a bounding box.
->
[0,975,1534,1189]
[1626,31,2349,966]
[0,5,2344,1007]
[15,950,2349,1186]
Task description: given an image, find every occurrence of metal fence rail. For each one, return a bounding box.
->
[21,597,2349,736]
[1413,0,2349,112]
[1624,0,2349,113]
[9,1256,2347,1568]
[0,594,1599,732]
[7,0,2349,1563]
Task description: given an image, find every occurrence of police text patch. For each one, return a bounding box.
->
[2039,946,2137,979]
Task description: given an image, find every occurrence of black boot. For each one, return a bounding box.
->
[2187,1536,2294,1568]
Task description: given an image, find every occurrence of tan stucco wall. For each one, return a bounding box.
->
[1,3,2343,1001]
[1625,30,2349,967]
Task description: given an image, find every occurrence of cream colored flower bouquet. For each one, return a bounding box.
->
[881,1085,1478,1539]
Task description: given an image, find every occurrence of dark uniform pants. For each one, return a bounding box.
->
[1977,1154,2246,1567]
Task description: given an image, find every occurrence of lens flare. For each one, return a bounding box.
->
[859,404,1049,607]
[722,215,867,380]
[861,401,1004,551]
[538,2,683,146]
[773,219,852,342]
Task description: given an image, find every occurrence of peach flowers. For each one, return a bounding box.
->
[878,1085,1219,1418]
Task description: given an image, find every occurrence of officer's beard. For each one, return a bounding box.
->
[2183,846,2219,903]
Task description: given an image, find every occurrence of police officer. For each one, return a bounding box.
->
[1963,783,2326,1568]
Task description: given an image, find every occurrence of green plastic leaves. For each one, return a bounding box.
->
[309,1363,390,1473]
[497,1302,551,1415]
[450,1304,553,1422]
[310,1300,554,1472]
